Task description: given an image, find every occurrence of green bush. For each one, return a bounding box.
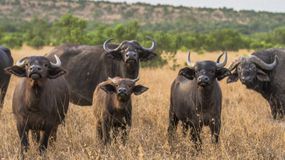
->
[0,33,23,48]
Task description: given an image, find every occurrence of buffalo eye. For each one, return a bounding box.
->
[44,64,49,68]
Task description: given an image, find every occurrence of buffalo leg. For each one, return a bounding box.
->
[190,126,201,144]
[209,118,221,143]
[190,121,202,151]
[121,114,131,145]
[112,126,119,143]
[96,121,103,141]
[182,122,189,137]
[17,123,29,156]
[39,127,52,155]
[32,130,40,143]
[278,99,284,118]
[167,110,178,145]
[121,125,130,145]
[102,120,111,145]
[50,126,58,142]
[0,84,8,111]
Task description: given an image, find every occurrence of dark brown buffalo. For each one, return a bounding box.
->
[168,52,230,147]
[47,37,156,106]
[227,48,284,119]
[93,77,148,144]
[0,46,13,110]
[5,55,69,156]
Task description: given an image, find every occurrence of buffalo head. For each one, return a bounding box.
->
[226,55,278,87]
[103,37,157,64]
[5,55,66,80]
[100,77,148,102]
[179,51,230,87]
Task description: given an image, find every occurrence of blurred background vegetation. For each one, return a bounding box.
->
[0,0,285,66]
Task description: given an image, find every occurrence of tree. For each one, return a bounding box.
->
[24,18,51,48]
[50,14,88,45]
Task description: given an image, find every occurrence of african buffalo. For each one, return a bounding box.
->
[5,55,69,156]
[227,48,284,119]
[0,46,13,110]
[47,37,156,106]
[93,77,148,144]
[168,51,230,147]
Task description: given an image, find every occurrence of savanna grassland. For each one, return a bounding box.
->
[0,47,284,159]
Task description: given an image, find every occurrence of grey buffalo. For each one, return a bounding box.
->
[227,48,284,119]
[5,56,69,156]
[93,77,148,145]
[168,51,230,147]
[0,46,13,110]
[47,38,156,106]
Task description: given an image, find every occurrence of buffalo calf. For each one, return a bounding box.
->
[168,51,230,147]
[5,55,69,156]
[93,77,148,144]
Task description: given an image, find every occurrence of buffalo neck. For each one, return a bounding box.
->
[196,80,217,110]
[121,61,139,79]
[108,95,132,114]
[24,78,47,111]
[252,81,273,99]
[244,78,271,96]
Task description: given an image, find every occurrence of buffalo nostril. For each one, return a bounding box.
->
[118,88,127,93]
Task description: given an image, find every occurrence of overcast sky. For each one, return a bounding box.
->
[103,0,285,12]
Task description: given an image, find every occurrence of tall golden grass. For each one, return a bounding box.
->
[0,46,284,159]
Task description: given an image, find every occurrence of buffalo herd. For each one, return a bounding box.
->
[0,38,284,156]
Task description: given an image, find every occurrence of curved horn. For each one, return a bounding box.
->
[186,51,195,67]
[216,51,227,68]
[131,77,139,83]
[50,55,61,67]
[103,39,127,53]
[249,55,278,70]
[16,57,26,67]
[140,36,156,52]
[228,57,242,71]
[216,51,224,63]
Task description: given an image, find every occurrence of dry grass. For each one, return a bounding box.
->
[0,46,284,159]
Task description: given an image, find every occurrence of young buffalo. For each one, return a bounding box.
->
[93,77,148,145]
[5,56,69,156]
[168,52,230,147]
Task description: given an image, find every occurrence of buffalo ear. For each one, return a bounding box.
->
[100,83,116,94]
[257,69,270,82]
[4,66,26,77]
[226,69,239,83]
[216,68,231,81]
[133,85,148,95]
[139,51,157,61]
[106,51,123,61]
[178,67,195,80]
[48,67,66,79]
